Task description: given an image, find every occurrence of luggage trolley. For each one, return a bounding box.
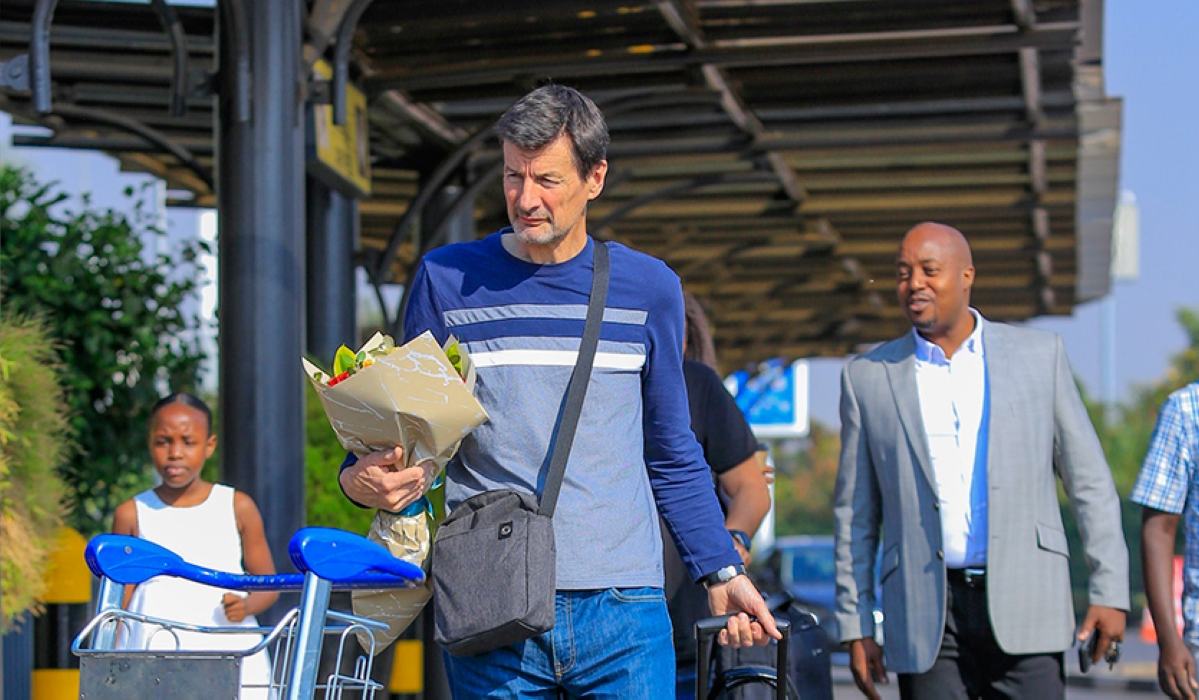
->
[73,527,424,700]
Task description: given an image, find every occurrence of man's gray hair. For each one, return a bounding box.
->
[496,84,610,178]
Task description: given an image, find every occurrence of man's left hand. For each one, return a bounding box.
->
[1077,605,1127,664]
[707,575,783,648]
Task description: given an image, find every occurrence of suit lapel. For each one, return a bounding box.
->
[982,319,1015,471]
[883,334,937,494]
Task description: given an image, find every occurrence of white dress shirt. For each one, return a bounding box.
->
[913,309,990,569]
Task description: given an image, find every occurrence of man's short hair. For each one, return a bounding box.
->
[496,84,610,178]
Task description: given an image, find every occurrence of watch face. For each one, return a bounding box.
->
[702,564,744,588]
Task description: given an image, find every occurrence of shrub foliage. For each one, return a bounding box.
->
[0,166,207,533]
[0,314,72,631]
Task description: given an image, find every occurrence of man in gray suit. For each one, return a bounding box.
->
[833,222,1129,699]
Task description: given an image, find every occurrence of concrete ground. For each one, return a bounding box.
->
[828,634,1162,698]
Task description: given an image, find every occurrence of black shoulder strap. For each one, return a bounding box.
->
[538,240,610,518]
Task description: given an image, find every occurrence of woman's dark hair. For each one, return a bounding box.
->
[150,393,213,435]
[495,84,610,179]
[683,291,719,371]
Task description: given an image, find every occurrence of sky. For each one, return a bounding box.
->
[2,1,1194,430]
[805,0,1199,427]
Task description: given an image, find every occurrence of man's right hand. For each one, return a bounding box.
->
[338,447,438,512]
[849,637,887,700]
[1158,635,1199,700]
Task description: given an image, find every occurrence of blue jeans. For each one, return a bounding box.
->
[444,587,674,699]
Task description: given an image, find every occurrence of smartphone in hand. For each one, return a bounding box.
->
[1077,633,1098,674]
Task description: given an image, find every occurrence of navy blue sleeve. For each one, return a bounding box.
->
[641,267,741,582]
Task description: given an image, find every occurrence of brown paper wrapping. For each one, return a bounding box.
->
[303,331,488,652]
[302,331,488,468]
[351,510,433,653]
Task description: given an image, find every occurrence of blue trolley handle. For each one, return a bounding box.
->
[288,527,425,589]
[695,615,791,700]
[85,534,306,590]
[85,529,424,591]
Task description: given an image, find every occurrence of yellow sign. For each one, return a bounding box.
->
[43,527,90,604]
[390,639,424,693]
[309,59,371,197]
[33,669,79,700]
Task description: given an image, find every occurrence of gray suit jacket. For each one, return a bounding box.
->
[832,320,1128,674]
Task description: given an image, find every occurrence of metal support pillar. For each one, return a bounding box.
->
[2,617,32,700]
[306,175,358,359]
[216,0,306,580]
[429,184,475,247]
[1101,293,1118,425]
[393,183,475,339]
[421,606,451,700]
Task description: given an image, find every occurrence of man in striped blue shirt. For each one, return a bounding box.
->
[1133,382,1199,700]
[340,84,779,697]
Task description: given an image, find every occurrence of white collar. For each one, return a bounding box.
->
[913,309,985,363]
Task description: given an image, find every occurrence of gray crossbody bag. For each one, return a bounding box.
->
[431,240,610,657]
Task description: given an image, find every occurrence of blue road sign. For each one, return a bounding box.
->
[726,359,810,438]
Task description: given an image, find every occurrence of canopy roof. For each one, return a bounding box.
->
[0,0,1120,367]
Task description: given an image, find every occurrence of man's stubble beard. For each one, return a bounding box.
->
[512,221,567,247]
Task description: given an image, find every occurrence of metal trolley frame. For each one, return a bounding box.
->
[73,527,424,700]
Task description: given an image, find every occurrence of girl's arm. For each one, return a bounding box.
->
[111,500,139,609]
[228,491,280,620]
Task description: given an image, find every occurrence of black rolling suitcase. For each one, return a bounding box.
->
[695,598,833,700]
[772,595,834,700]
[695,615,798,700]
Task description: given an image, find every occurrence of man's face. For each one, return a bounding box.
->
[895,228,974,337]
[503,133,607,248]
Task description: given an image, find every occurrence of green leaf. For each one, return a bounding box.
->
[444,340,464,378]
[333,345,356,376]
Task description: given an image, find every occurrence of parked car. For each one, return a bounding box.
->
[752,535,884,651]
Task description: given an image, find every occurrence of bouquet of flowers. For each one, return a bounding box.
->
[303,331,488,652]
[303,330,486,465]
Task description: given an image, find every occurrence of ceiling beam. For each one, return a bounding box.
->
[1010,0,1037,31]
[1018,47,1044,124]
[0,18,215,53]
[363,23,1080,94]
[655,1,808,206]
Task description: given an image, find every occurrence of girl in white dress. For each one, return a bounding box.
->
[111,393,279,699]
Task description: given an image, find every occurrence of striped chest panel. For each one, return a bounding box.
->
[445,304,648,372]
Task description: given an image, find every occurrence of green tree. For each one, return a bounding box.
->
[0,314,73,631]
[0,166,208,534]
[1061,307,1199,620]
[305,380,374,532]
[773,423,840,536]
[1105,307,1199,495]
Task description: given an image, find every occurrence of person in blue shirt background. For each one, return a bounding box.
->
[1134,382,1199,700]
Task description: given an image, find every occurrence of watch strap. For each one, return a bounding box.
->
[700,563,746,589]
[728,529,752,551]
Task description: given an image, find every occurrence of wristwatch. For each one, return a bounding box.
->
[728,529,753,551]
[700,563,746,589]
